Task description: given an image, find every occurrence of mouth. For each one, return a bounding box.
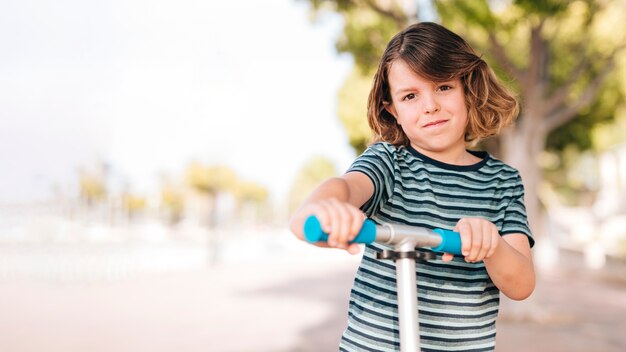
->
[423,119,448,128]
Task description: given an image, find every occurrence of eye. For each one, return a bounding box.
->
[438,85,452,92]
[403,93,416,101]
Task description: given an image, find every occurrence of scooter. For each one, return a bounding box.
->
[303,216,462,352]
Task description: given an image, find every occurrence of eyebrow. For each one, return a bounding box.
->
[393,87,418,96]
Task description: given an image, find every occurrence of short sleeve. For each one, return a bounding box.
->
[500,173,535,248]
[346,143,396,217]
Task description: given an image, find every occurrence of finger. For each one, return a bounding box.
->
[475,226,491,262]
[348,208,366,242]
[311,201,331,235]
[441,253,454,262]
[333,201,352,248]
[455,220,471,257]
[319,199,340,247]
[346,243,361,255]
[466,220,483,262]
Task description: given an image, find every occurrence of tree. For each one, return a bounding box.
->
[79,172,107,207]
[78,164,108,207]
[233,180,269,223]
[121,192,146,220]
[185,162,270,226]
[186,162,238,196]
[161,183,185,225]
[186,162,238,228]
[337,69,375,153]
[305,0,626,235]
[288,155,338,213]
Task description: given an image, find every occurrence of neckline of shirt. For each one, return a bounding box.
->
[406,145,489,171]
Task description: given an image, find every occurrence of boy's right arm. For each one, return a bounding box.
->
[289,171,374,254]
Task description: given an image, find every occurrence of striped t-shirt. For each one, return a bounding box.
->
[339,142,533,352]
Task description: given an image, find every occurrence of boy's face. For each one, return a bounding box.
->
[384,59,469,163]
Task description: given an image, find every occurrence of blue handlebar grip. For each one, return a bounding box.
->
[431,228,463,255]
[303,216,377,244]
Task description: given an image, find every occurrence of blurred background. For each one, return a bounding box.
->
[1,0,625,351]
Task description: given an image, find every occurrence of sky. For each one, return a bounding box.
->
[0,0,357,204]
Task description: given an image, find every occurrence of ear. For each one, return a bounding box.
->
[383,101,398,120]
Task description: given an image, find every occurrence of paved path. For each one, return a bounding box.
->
[496,250,626,352]
[1,234,625,351]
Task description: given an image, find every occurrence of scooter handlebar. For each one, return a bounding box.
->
[303,215,462,255]
[431,228,463,255]
[303,216,377,244]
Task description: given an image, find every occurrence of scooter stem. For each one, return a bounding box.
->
[395,239,421,352]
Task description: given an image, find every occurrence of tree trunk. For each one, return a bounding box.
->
[500,111,547,238]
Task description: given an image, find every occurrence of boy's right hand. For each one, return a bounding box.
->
[289,198,366,255]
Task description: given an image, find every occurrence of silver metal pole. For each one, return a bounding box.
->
[395,239,420,352]
[375,224,442,352]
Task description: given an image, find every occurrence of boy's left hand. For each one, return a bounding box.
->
[441,218,500,263]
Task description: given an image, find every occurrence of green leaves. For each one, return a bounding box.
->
[436,0,497,30]
[337,67,374,154]
[514,0,569,16]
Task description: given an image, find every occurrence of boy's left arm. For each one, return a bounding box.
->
[483,233,535,300]
[444,218,535,300]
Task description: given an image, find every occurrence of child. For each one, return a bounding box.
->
[289,22,535,351]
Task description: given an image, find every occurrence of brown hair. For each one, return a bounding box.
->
[367,22,519,147]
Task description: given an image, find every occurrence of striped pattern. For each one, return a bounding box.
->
[339,142,533,352]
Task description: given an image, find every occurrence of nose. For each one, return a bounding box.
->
[423,93,440,114]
